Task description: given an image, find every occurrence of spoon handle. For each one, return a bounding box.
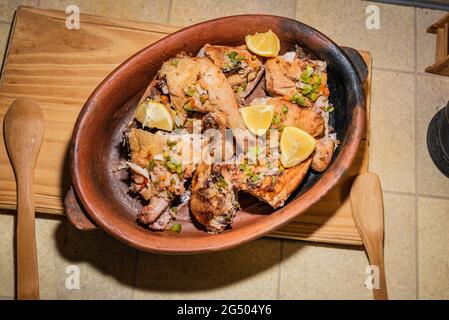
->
[16,172,39,300]
[368,245,388,300]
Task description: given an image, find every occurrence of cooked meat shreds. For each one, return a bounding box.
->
[311,138,335,172]
[202,44,264,98]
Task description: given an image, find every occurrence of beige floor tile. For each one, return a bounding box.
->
[0,0,39,22]
[38,0,170,24]
[418,197,449,299]
[35,217,137,299]
[382,193,417,299]
[416,8,448,73]
[280,193,416,299]
[0,211,15,297]
[280,242,372,299]
[169,0,295,27]
[134,238,281,299]
[296,0,415,71]
[369,69,416,193]
[0,22,11,71]
[416,75,449,197]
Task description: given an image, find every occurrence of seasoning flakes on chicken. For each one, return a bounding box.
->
[201,44,265,100]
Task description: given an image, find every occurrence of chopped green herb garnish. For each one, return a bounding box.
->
[273,114,281,125]
[227,51,238,60]
[171,223,182,233]
[313,74,322,85]
[176,165,183,174]
[324,105,335,113]
[170,59,178,67]
[290,92,306,106]
[167,140,177,147]
[170,158,181,166]
[236,82,248,94]
[166,161,177,173]
[281,105,289,114]
[183,103,194,112]
[148,159,156,170]
[250,173,264,183]
[226,51,245,67]
[169,207,178,218]
[271,176,277,186]
[308,92,319,102]
[216,177,228,189]
[185,87,196,97]
[300,66,314,83]
[301,84,313,95]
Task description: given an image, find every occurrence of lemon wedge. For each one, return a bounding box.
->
[134,100,173,131]
[241,104,275,136]
[245,30,281,57]
[280,126,316,168]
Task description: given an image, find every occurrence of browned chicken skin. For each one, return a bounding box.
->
[202,44,264,99]
[266,97,324,138]
[249,158,313,208]
[265,56,304,97]
[160,55,247,131]
[190,163,239,233]
[311,138,335,172]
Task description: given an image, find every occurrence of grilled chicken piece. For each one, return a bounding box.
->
[265,97,324,138]
[139,197,171,225]
[190,111,239,233]
[239,97,324,208]
[265,54,329,108]
[159,55,247,130]
[128,128,167,167]
[128,128,196,229]
[248,158,312,208]
[265,55,304,97]
[190,163,239,233]
[201,44,264,99]
[311,138,335,172]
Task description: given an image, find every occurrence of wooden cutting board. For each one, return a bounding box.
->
[0,7,371,246]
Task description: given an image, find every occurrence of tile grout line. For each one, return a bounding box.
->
[383,189,449,200]
[276,239,283,299]
[372,66,415,74]
[413,7,420,300]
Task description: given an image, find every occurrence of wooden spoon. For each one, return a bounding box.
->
[4,98,44,300]
[350,172,388,300]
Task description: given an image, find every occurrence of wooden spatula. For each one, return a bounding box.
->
[350,172,388,300]
[4,97,44,300]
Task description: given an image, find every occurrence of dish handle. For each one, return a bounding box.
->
[341,46,368,83]
[64,186,98,231]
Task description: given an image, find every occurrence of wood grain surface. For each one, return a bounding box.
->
[0,7,371,245]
